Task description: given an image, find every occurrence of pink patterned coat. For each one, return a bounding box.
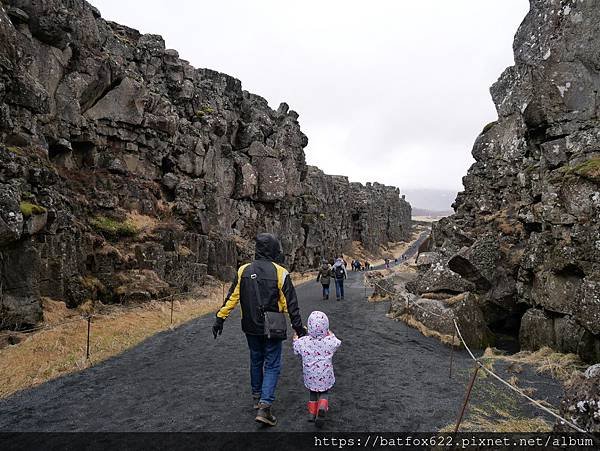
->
[293,311,341,392]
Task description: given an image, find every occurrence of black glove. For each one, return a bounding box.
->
[212,316,224,339]
[294,326,307,338]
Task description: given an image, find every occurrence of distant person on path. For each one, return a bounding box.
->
[316,259,332,300]
[364,260,370,271]
[332,257,347,301]
[212,233,306,427]
[384,258,390,269]
[293,311,341,426]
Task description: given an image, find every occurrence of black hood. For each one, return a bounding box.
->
[255,233,285,264]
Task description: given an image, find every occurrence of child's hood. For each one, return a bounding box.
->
[308,311,329,338]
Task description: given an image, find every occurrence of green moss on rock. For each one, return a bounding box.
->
[90,216,138,239]
[19,201,47,218]
[572,158,600,182]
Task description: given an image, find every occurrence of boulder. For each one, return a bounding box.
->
[403,292,493,348]
[406,262,474,296]
[85,77,146,125]
[448,236,500,290]
[255,157,286,202]
[556,372,600,433]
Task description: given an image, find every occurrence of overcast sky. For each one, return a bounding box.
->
[91,0,529,192]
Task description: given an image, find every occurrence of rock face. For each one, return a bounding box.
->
[0,0,411,328]
[556,368,600,433]
[409,0,600,361]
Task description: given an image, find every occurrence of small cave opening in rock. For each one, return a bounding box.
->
[161,156,176,175]
[71,141,96,168]
[48,142,69,161]
[488,303,529,354]
[555,263,585,280]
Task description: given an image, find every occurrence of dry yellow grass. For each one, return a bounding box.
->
[291,271,319,286]
[1,268,318,399]
[483,346,585,382]
[394,313,460,347]
[0,282,225,399]
[440,407,552,433]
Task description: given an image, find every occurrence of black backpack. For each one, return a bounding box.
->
[334,265,345,279]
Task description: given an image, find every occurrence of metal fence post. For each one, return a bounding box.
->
[454,363,480,432]
[449,329,456,379]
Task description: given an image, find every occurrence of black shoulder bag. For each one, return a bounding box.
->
[250,271,287,340]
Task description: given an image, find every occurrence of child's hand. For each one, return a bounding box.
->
[293,333,298,340]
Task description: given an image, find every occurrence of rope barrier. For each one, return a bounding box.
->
[368,273,594,434]
[452,318,589,434]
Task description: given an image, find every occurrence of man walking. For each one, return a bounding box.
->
[212,233,306,426]
[332,257,347,301]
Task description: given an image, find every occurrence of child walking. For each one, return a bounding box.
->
[293,311,341,426]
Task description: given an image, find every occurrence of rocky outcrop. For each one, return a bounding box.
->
[410,0,600,361]
[556,366,600,432]
[0,0,411,328]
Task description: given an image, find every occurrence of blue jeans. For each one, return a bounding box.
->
[334,279,344,299]
[245,334,283,406]
[322,284,330,298]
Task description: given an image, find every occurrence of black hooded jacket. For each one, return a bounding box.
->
[216,233,304,337]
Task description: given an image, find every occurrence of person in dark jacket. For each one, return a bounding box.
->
[212,233,306,426]
[316,260,332,300]
[332,257,347,301]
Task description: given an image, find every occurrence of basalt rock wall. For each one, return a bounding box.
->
[0,0,411,328]
[410,0,600,361]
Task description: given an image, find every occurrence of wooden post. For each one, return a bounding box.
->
[449,329,456,379]
[454,364,480,433]
[86,316,91,359]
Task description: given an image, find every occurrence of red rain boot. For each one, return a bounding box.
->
[307,401,318,422]
[315,399,328,427]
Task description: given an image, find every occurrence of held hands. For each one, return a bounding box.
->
[294,325,308,338]
[212,316,224,339]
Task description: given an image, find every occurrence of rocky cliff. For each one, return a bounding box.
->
[410,0,600,361]
[0,0,411,328]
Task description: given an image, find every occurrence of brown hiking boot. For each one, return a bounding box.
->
[255,403,277,426]
[252,394,261,410]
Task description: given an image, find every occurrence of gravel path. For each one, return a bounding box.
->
[0,257,479,432]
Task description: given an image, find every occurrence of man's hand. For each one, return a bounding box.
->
[212,316,224,339]
[294,325,307,338]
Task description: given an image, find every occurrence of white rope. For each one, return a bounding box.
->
[452,319,588,434]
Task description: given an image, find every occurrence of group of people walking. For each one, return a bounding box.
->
[350,259,370,271]
[316,258,348,301]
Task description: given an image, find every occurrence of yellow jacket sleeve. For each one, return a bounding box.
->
[216,264,249,319]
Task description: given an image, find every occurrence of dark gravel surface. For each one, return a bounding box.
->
[0,265,477,432]
[0,238,562,433]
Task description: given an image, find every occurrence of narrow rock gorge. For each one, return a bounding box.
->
[408,0,600,362]
[0,0,411,328]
